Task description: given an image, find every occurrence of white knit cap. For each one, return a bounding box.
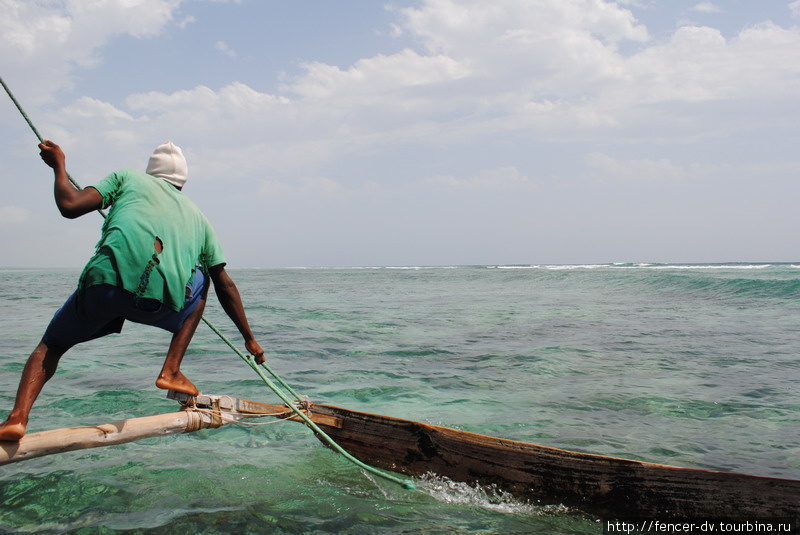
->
[146,141,188,188]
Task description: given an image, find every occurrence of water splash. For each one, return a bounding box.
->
[415,473,570,516]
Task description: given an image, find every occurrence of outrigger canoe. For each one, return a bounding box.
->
[2,392,798,520]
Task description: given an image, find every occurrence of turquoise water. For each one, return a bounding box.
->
[1,264,798,534]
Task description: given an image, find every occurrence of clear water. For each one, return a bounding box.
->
[1,264,798,534]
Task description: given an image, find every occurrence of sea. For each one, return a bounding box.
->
[0,264,798,534]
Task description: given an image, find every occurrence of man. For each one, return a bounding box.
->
[0,140,264,441]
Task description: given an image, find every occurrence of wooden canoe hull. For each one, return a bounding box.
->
[309,404,800,519]
[3,394,797,521]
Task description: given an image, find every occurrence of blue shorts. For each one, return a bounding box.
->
[43,269,208,349]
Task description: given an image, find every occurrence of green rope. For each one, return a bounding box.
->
[2,76,92,194]
[0,77,44,142]
[2,74,414,492]
[202,317,415,490]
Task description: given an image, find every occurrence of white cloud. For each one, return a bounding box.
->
[395,0,648,97]
[792,1,800,20]
[585,153,690,183]
[25,0,800,151]
[259,176,345,198]
[62,97,135,123]
[177,15,196,28]
[0,205,31,226]
[14,0,800,193]
[423,166,538,191]
[691,2,722,14]
[286,49,470,101]
[214,40,237,58]
[259,0,800,150]
[397,0,649,53]
[87,1,650,164]
[126,83,289,117]
[620,22,800,105]
[0,0,184,102]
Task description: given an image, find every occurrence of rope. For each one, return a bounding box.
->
[186,405,296,426]
[0,76,44,143]
[1,76,94,194]
[202,317,415,490]
[2,74,415,492]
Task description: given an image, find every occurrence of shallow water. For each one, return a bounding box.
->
[1,265,798,534]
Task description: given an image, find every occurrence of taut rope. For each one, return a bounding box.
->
[2,76,89,194]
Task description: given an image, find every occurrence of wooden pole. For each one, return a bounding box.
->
[0,409,236,466]
[0,394,339,467]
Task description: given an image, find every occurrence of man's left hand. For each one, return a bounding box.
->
[39,140,66,170]
[246,339,266,364]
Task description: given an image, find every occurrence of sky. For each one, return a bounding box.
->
[1,0,799,268]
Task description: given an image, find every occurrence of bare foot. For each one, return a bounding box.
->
[155,371,199,396]
[0,421,26,442]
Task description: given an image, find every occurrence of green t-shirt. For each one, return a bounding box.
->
[79,169,226,312]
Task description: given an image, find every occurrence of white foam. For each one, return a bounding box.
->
[415,473,569,516]
[383,266,459,270]
[645,264,773,270]
[544,264,609,270]
[493,264,610,270]
[489,263,785,271]
[275,263,794,271]
[282,266,460,270]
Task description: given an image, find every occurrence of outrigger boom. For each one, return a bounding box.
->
[2,392,798,521]
[0,392,334,466]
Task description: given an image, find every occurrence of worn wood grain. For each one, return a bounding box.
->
[309,404,800,519]
[0,411,211,465]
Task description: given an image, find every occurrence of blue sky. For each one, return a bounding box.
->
[1,0,799,267]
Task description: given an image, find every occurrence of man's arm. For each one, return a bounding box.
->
[208,264,266,363]
[39,140,103,219]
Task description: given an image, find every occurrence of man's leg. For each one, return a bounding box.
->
[0,341,69,441]
[155,282,209,396]
[0,285,123,441]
